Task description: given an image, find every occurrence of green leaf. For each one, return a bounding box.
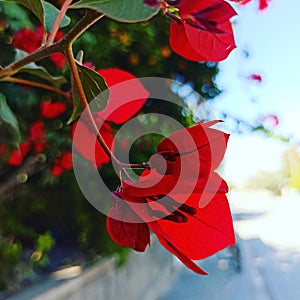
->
[43,1,71,32]
[1,1,33,31]
[68,61,109,124]
[0,93,21,145]
[2,0,45,25]
[71,0,159,23]
[14,50,67,88]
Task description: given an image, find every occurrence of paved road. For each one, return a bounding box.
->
[159,189,300,300]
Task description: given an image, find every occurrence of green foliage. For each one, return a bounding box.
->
[69,56,109,123]
[1,1,32,30]
[0,238,22,291]
[71,0,159,23]
[36,232,55,252]
[15,49,67,88]
[1,0,71,31]
[2,0,44,25]
[0,93,21,145]
[43,1,71,32]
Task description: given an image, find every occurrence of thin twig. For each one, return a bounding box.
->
[4,77,71,100]
[47,0,73,46]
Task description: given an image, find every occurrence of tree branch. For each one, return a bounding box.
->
[0,156,44,204]
[0,9,104,80]
[3,77,71,100]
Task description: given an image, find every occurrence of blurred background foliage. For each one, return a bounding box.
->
[0,0,222,293]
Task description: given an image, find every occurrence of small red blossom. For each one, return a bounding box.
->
[0,144,7,156]
[7,142,31,166]
[40,101,67,119]
[51,151,72,177]
[107,121,235,274]
[29,121,47,153]
[83,62,96,70]
[262,114,279,127]
[249,74,262,83]
[230,0,270,11]
[12,26,43,53]
[168,0,237,62]
[72,68,149,167]
[12,25,66,68]
[49,52,67,69]
[51,164,64,177]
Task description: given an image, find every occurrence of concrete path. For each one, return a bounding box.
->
[159,189,300,300]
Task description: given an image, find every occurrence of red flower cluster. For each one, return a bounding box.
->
[6,99,70,166]
[51,152,73,176]
[7,121,47,166]
[12,25,66,69]
[107,121,234,274]
[146,0,236,62]
[72,68,149,168]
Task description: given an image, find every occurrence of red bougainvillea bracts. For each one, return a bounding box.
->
[107,121,235,274]
[7,142,31,166]
[40,101,67,119]
[248,74,262,83]
[159,0,237,62]
[51,152,73,177]
[72,68,149,167]
[7,121,47,166]
[231,0,270,11]
[12,25,66,69]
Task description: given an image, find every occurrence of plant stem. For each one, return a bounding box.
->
[47,0,74,46]
[65,44,119,163]
[0,9,103,80]
[4,77,71,100]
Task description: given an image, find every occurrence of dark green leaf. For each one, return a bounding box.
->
[43,1,71,32]
[68,62,109,124]
[71,0,159,23]
[2,0,45,25]
[14,50,67,88]
[0,93,21,145]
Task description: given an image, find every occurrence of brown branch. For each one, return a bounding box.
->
[0,156,45,204]
[0,9,104,80]
[4,77,71,100]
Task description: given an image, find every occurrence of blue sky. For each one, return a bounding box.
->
[213,0,300,139]
[211,0,300,183]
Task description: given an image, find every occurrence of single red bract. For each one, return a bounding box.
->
[97,68,149,124]
[72,120,113,168]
